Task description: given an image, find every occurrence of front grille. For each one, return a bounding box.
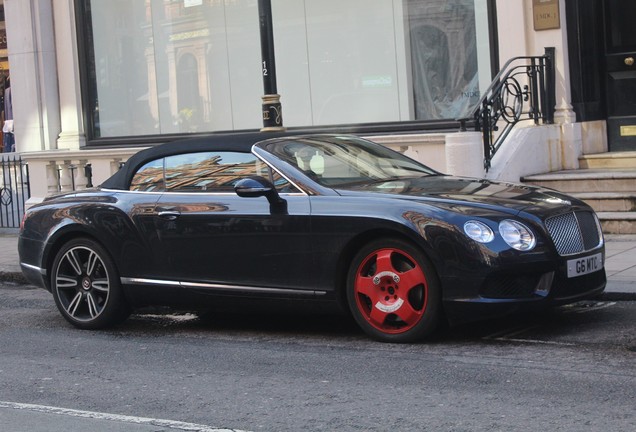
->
[545,211,602,256]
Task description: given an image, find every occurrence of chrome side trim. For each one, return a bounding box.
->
[100,188,164,195]
[181,281,319,295]
[21,262,47,276]
[102,188,306,197]
[121,277,326,296]
[121,277,180,286]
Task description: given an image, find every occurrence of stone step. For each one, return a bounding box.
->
[522,168,636,234]
[522,169,636,193]
[598,212,636,235]
[579,151,636,169]
[570,192,636,212]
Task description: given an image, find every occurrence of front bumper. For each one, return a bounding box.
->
[441,247,607,324]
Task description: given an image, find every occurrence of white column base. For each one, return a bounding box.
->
[445,132,485,178]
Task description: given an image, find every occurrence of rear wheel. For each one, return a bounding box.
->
[346,238,441,342]
[51,238,129,329]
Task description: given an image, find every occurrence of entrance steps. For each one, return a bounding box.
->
[522,152,636,234]
[579,151,636,169]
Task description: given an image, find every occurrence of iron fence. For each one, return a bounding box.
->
[0,155,30,229]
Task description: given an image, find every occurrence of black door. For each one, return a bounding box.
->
[154,192,316,294]
[603,0,636,151]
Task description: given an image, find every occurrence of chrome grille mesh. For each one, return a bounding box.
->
[577,211,601,250]
[545,211,602,256]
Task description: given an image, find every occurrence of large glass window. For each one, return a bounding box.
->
[406,0,490,119]
[82,0,494,140]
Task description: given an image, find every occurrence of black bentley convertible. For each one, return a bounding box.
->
[18,134,606,342]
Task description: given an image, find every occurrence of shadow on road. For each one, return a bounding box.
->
[106,299,635,349]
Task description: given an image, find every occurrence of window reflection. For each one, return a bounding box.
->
[129,151,299,193]
[130,159,164,192]
[407,0,481,120]
[165,152,258,192]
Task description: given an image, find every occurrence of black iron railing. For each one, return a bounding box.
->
[0,155,30,229]
[457,47,556,171]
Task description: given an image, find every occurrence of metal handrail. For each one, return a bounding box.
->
[457,47,555,171]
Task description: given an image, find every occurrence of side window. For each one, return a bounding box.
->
[164,151,259,192]
[130,159,165,192]
[128,151,301,194]
[255,158,299,193]
[271,170,300,193]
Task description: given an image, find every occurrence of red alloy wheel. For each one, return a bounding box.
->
[353,247,428,334]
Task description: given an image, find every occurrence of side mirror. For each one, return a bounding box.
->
[234,176,287,213]
[235,176,274,198]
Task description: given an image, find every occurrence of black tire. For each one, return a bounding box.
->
[346,237,441,342]
[50,238,130,329]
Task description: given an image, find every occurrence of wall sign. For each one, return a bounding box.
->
[620,126,636,137]
[533,0,560,31]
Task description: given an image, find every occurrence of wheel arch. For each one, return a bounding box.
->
[42,225,113,290]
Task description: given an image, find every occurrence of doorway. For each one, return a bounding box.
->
[603,0,636,151]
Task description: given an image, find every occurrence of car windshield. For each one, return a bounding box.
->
[258,136,438,188]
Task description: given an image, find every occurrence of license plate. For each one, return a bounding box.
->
[567,252,604,278]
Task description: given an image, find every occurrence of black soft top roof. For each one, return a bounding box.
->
[100,131,289,190]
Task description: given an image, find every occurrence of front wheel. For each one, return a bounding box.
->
[346,238,441,343]
[51,238,129,329]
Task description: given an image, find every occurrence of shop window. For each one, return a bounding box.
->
[80,0,495,142]
[407,0,483,120]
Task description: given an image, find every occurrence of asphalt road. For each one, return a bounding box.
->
[1,283,635,432]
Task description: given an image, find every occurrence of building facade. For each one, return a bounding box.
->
[2,0,634,203]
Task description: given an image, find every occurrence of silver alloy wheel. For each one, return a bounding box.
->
[54,246,110,322]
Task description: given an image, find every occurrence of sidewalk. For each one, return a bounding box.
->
[603,234,636,299]
[1,233,635,298]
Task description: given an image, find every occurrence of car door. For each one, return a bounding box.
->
[152,150,315,294]
[120,157,171,281]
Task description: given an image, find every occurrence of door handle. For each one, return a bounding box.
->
[157,210,181,220]
[625,57,634,67]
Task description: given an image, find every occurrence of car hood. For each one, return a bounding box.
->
[336,175,583,215]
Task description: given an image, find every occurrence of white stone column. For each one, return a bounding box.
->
[497,0,576,124]
[45,161,58,195]
[4,0,61,152]
[445,132,485,178]
[528,0,576,124]
[53,0,86,150]
[57,161,74,192]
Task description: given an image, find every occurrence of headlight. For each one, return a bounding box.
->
[499,220,536,251]
[464,221,494,243]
